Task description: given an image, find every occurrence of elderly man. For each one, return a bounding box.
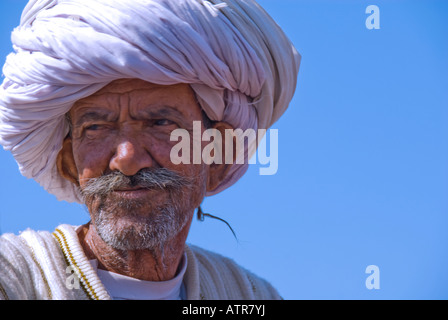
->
[0,0,300,300]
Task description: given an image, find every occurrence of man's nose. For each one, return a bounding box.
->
[109,138,154,176]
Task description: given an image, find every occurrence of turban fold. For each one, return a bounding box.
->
[0,0,300,203]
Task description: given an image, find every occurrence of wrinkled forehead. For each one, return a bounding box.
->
[69,78,203,124]
[74,79,194,103]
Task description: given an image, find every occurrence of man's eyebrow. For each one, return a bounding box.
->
[135,106,196,130]
[73,111,114,126]
[134,106,185,119]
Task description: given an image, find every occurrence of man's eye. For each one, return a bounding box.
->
[86,124,102,131]
[154,119,175,126]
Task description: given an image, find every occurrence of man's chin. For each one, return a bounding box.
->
[93,207,187,251]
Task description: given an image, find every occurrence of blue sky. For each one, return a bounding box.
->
[0,0,447,299]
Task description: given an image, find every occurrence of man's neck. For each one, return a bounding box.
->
[77,223,189,281]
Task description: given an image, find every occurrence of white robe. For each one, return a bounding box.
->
[0,224,281,300]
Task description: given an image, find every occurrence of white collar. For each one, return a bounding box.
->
[89,252,187,300]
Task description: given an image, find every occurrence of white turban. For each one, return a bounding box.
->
[0,0,300,203]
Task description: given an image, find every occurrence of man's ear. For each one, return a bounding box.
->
[206,121,235,193]
[56,137,79,186]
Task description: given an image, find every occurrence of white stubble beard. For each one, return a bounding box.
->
[91,193,190,252]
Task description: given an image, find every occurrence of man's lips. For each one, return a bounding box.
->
[114,187,146,192]
[112,187,154,199]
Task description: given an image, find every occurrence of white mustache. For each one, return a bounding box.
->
[80,168,192,198]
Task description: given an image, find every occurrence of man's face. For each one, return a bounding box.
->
[66,79,210,250]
